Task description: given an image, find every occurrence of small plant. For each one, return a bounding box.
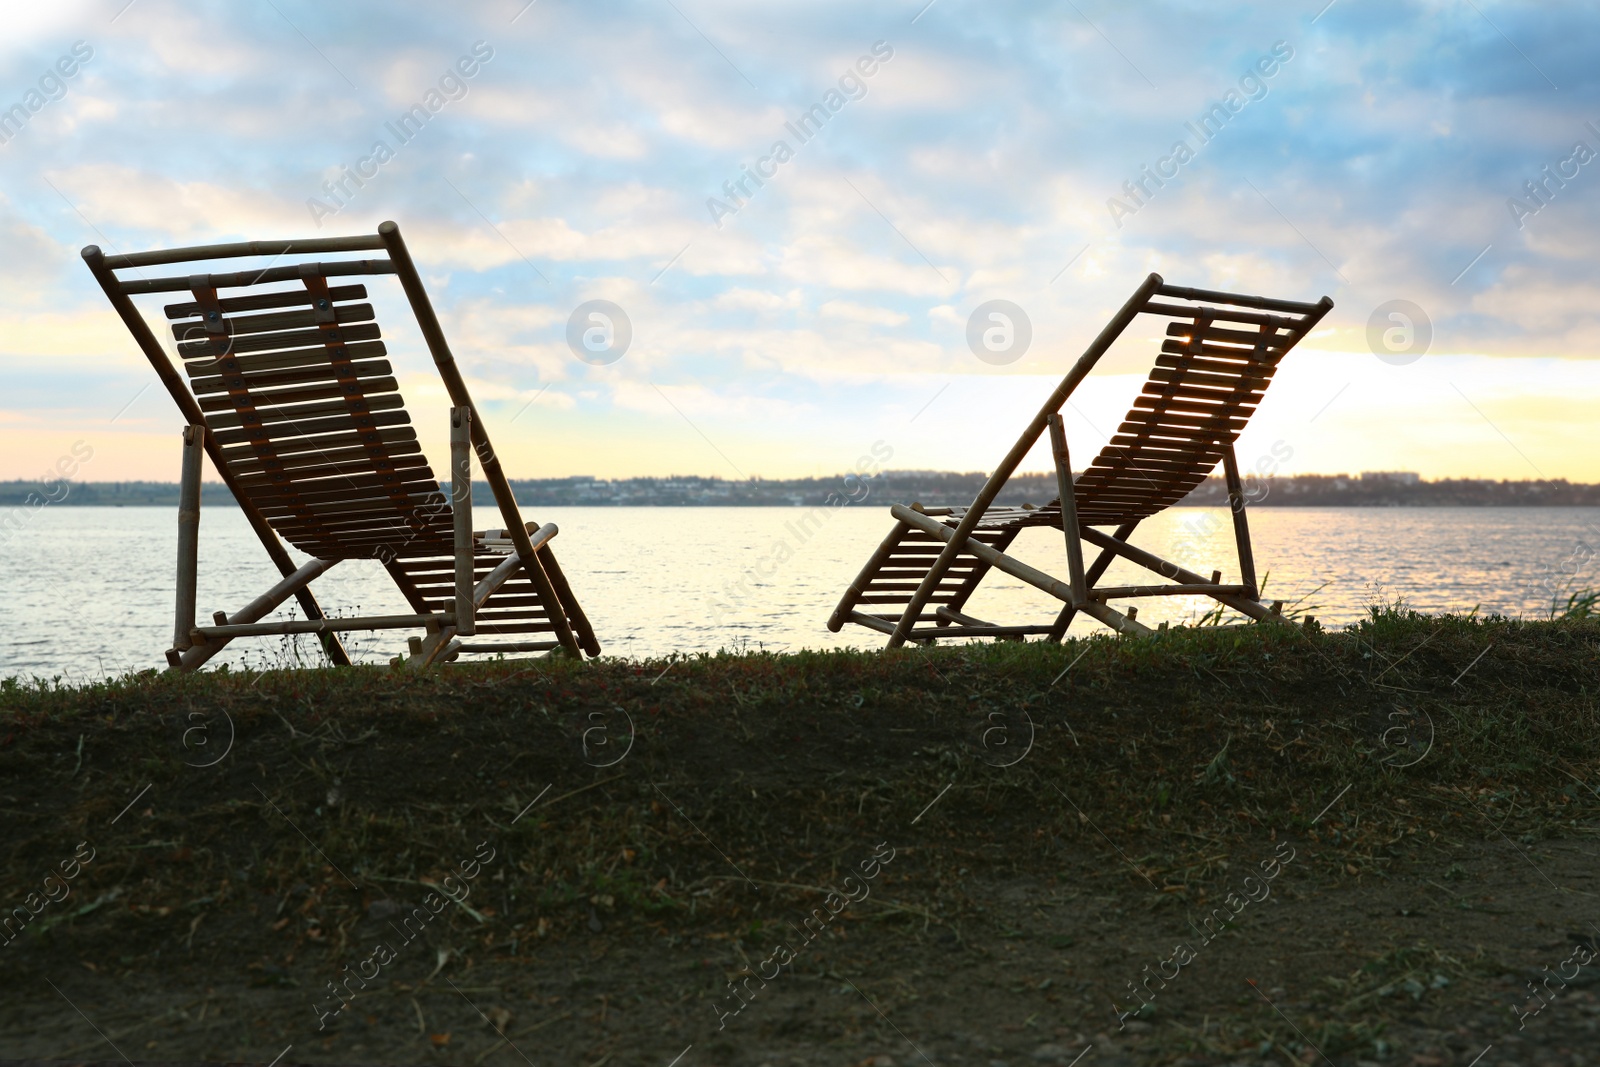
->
[1196,736,1234,787]
[1551,588,1599,621]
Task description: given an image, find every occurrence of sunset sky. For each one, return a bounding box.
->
[0,0,1596,484]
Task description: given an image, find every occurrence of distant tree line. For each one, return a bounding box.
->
[6,472,1600,508]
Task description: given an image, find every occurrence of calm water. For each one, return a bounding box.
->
[3,505,1597,678]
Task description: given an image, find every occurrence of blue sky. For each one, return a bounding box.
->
[1,0,1598,483]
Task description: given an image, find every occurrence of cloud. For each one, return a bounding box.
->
[1,0,1598,480]
[819,300,908,326]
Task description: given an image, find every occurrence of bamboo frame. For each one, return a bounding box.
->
[451,406,476,638]
[1047,413,1087,603]
[172,424,204,656]
[118,260,395,295]
[833,274,1334,648]
[196,613,446,639]
[84,222,599,671]
[1222,445,1258,599]
[455,640,561,654]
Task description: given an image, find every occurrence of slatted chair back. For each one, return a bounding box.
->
[1068,299,1306,527]
[166,277,451,562]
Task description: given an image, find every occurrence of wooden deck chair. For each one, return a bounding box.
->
[829,273,1333,647]
[82,221,600,671]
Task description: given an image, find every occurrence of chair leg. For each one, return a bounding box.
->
[537,548,600,656]
[450,407,476,638]
[1222,446,1259,600]
[1047,414,1088,602]
[1047,520,1138,641]
[170,423,205,662]
[402,625,460,670]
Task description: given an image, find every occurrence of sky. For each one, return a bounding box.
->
[0,0,1597,484]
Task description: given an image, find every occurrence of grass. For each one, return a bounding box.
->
[3,611,1599,1062]
[4,613,1597,927]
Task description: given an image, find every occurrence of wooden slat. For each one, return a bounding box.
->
[199,377,400,413]
[1151,353,1278,378]
[236,466,436,497]
[1101,438,1228,459]
[1079,487,1198,507]
[1107,439,1235,459]
[123,259,393,295]
[1096,482,1213,500]
[1116,414,1244,433]
[178,321,383,359]
[243,482,443,513]
[1158,339,1283,364]
[1141,301,1295,327]
[1108,437,1234,457]
[1118,406,1248,428]
[256,509,443,535]
[164,284,368,319]
[1092,439,1228,459]
[1131,396,1256,419]
[876,567,981,578]
[269,497,450,525]
[396,562,519,580]
[1154,282,1323,315]
[217,424,416,460]
[1108,441,1236,462]
[1077,490,1185,510]
[210,408,412,446]
[445,595,551,610]
[1084,460,1218,480]
[226,447,427,479]
[191,357,392,395]
[468,622,557,635]
[169,303,374,344]
[204,392,405,429]
[392,560,517,578]
[1094,457,1216,476]
[1139,382,1264,405]
[1081,471,1206,490]
[1147,367,1273,391]
[1165,320,1294,346]
[278,530,436,550]
[254,493,444,522]
[185,340,389,376]
[1108,434,1234,455]
[289,532,451,553]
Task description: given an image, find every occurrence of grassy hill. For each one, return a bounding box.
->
[1,610,1598,1065]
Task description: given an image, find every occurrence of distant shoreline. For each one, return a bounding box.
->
[7,473,1600,508]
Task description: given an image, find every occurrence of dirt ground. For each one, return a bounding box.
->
[5,838,1600,1067]
[2,617,1598,1066]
